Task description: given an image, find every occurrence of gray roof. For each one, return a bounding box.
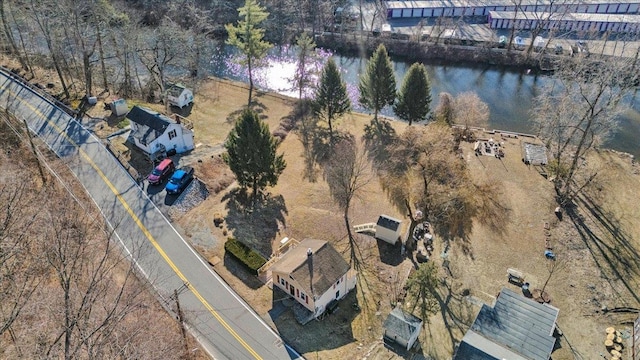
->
[167,83,187,97]
[271,239,351,298]
[377,215,401,231]
[383,307,423,341]
[455,287,559,360]
[127,106,174,146]
[521,142,548,165]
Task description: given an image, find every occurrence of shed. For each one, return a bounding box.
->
[521,141,548,165]
[383,307,423,351]
[166,83,194,108]
[454,287,559,360]
[376,215,402,245]
[109,98,128,117]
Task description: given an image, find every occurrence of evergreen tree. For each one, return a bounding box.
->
[223,109,286,200]
[314,57,351,139]
[358,44,396,124]
[291,32,317,99]
[394,63,432,126]
[225,0,272,107]
[405,262,440,325]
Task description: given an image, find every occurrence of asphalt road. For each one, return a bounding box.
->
[0,69,301,360]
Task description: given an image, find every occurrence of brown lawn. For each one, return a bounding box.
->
[5,53,640,360]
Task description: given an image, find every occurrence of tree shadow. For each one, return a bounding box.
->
[431,279,477,354]
[222,188,288,259]
[273,290,359,353]
[362,119,398,172]
[566,192,640,304]
[225,99,270,124]
[169,102,193,117]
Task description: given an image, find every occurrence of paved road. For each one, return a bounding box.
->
[0,69,301,360]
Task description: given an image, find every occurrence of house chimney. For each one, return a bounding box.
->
[307,248,314,297]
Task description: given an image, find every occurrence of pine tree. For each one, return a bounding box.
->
[291,32,317,99]
[394,63,432,126]
[223,109,286,200]
[225,0,272,107]
[314,57,351,139]
[358,44,396,124]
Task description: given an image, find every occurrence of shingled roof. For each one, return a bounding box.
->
[271,239,350,299]
[127,106,174,146]
[454,287,559,360]
[383,307,423,342]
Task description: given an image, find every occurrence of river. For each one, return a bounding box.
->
[208,43,640,157]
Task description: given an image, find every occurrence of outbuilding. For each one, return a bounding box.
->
[166,83,194,108]
[376,215,402,245]
[383,307,423,351]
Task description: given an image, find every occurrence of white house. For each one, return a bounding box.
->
[166,83,194,108]
[271,239,357,319]
[376,215,402,245]
[126,106,194,157]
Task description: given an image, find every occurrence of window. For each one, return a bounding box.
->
[168,129,177,140]
[280,278,285,286]
[335,290,340,299]
[300,293,306,301]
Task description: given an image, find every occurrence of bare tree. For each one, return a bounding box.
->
[0,183,43,338]
[324,138,372,267]
[453,91,490,131]
[137,18,187,100]
[532,57,635,205]
[28,0,71,99]
[380,123,478,241]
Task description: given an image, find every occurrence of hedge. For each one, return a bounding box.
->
[224,238,267,274]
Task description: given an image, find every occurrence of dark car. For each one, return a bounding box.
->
[147,158,175,185]
[165,166,194,195]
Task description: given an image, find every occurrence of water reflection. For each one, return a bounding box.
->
[209,42,640,157]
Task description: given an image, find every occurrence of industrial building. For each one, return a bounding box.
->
[386,0,640,19]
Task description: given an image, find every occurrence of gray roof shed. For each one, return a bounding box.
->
[454,287,559,360]
[383,307,423,345]
[521,142,548,166]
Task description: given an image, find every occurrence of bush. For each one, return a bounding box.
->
[117,118,130,129]
[224,238,267,274]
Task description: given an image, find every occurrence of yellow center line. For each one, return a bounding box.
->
[3,84,262,360]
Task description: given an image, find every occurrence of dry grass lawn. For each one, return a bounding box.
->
[5,53,640,359]
[178,78,640,360]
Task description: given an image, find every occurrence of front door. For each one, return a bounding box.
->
[289,284,295,296]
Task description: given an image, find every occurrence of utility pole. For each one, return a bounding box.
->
[174,289,190,360]
[22,117,46,184]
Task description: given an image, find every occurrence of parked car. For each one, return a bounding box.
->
[147,158,175,185]
[165,166,194,195]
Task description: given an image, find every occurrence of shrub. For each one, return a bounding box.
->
[224,238,267,274]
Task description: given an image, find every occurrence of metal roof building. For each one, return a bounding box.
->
[454,287,559,360]
[489,11,640,32]
[385,0,640,18]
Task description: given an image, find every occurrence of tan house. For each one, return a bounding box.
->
[271,239,357,319]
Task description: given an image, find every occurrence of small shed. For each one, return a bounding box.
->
[383,307,423,351]
[521,142,548,165]
[109,98,128,117]
[376,215,402,245]
[166,83,194,108]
